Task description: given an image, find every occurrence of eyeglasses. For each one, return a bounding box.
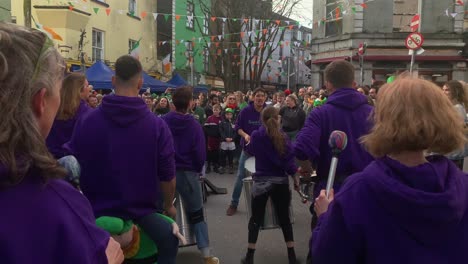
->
[229,98,235,100]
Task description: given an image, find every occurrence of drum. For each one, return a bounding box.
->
[243,157,294,230]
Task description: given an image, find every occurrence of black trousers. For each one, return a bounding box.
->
[207,149,219,168]
[248,183,294,244]
[219,149,234,167]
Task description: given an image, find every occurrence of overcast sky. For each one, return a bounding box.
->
[292,0,314,26]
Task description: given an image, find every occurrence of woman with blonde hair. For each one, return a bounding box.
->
[0,23,122,263]
[46,73,92,159]
[311,78,468,263]
[241,106,299,264]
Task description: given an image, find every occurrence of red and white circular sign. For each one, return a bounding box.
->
[405,32,424,50]
[410,14,420,32]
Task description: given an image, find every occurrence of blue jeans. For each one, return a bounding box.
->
[231,151,251,207]
[136,213,178,264]
[176,170,210,250]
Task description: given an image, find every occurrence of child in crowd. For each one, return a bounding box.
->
[204,104,223,173]
[219,108,237,174]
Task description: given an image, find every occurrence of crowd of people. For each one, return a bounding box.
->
[2,23,468,264]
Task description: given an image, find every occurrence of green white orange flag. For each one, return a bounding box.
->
[130,38,142,60]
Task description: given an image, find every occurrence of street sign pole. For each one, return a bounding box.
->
[410,50,416,74]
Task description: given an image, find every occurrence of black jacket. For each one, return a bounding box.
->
[219,119,237,141]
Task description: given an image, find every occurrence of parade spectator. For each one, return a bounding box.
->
[241,107,298,264]
[46,73,92,159]
[356,86,369,95]
[312,77,468,264]
[67,55,178,264]
[236,91,248,110]
[199,92,208,107]
[88,95,99,108]
[205,94,220,117]
[294,60,374,261]
[191,97,207,125]
[96,93,104,105]
[0,23,122,264]
[279,94,306,141]
[302,92,314,115]
[297,87,306,107]
[204,104,223,174]
[162,87,219,264]
[225,93,240,118]
[307,86,314,93]
[219,108,237,174]
[443,80,468,168]
[154,96,171,117]
[227,88,267,216]
[369,87,377,102]
[274,91,286,109]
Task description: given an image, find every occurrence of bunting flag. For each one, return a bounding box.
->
[153,13,158,20]
[211,16,217,22]
[93,8,99,14]
[175,15,181,21]
[141,11,147,19]
[360,3,368,8]
[105,8,111,16]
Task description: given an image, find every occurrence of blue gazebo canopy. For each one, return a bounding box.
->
[167,73,188,86]
[142,73,176,93]
[85,61,114,90]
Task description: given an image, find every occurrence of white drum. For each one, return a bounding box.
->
[242,157,294,230]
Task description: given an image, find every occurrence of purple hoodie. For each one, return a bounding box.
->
[246,126,297,178]
[66,95,175,220]
[235,101,264,150]
[46,100,91,159]
[312,155,468,263]
[162,111,206,173]
[294,88,374,193]
[0,166,109,263]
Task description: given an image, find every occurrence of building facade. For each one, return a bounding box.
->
[11,0,158,73]
[311,0,467,88]
[0,0,11,22]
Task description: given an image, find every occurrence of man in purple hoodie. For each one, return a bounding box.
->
[294,60,374,262]
[226,88,267,216]
[66,55,179,264]
[162,86,219,264]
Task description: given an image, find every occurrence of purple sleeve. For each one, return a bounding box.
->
[245,129,258,156]
[311,200,359,263]
[157,120,176,182]
[193,123,207,173]
[284,140,298,175]
[62,115,84,157]
[234,108,245,133]
[294,108,322,161]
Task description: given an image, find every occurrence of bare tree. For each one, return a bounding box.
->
[24,0,31,28]
[192,0,301,91]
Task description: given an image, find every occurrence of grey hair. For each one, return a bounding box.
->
[0,22,66,188]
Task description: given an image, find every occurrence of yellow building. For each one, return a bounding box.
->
[11,0,158,73]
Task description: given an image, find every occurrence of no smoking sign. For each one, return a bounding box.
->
[405,33,424,50]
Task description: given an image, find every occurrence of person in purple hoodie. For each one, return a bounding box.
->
[66,55,178,264]
[162,86,220,264]
[226,87,267,216]
[241,107,299,264]
[46,72,92,159]
[312,77,468,264]
[0,23,123,264]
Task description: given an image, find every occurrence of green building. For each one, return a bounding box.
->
[0,0,11,22]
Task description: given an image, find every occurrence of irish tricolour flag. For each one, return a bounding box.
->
[130,38,142,60]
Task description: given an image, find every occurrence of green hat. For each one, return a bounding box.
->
[387,76,396,83]
[225,108,235,114]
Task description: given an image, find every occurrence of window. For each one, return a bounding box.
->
[185,42,193,67]
[204,48,209,72]
[307,33,312,43]
[92,29,104,62]
[325,0,342,36]
[203,13,209,35]
[128,39,137,54]
[186,2,194,29]
[128,0,137,15]
[296,31,302,41]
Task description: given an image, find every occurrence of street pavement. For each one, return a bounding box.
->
[176,170,312,264]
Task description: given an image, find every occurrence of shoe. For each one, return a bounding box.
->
[226,205,237,216]
[228,166,234,174]
[206,166,211,174]
[241,256,253,264]
[205,256,220,264]
[218,167,225,174]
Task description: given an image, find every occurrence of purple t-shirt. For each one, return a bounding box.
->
[234,102,264,150]
[0,171,109,263]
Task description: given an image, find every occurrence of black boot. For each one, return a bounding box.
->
[206,165,211,174]
[288,247,297,264]
[241,248,255,264]
[228,165,234,174]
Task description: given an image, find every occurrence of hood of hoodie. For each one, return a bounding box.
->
[100,95,151,127]
[327,88,369,110]
[367,155,467,246]
[162,111,197,137]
